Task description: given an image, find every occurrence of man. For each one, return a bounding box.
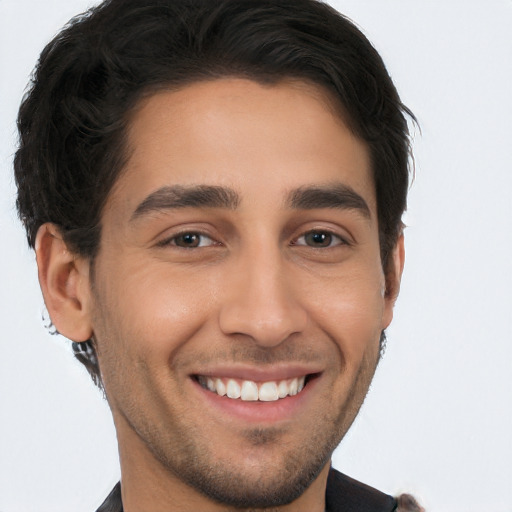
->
[14,0,422,510]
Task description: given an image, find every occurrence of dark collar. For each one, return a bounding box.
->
[96,467,397,512]
[325,468,397,512]
[95,482,122,512]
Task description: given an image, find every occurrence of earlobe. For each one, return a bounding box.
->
[35,223,93,342]
[382,234,405,328]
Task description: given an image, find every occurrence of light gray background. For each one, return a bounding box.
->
[1,1,511,511]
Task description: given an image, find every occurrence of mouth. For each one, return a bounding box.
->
[195,374,318,402]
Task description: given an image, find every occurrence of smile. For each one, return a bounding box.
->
[196,375,307,402]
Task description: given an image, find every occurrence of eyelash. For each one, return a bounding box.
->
[292,230,349,249]
[157,231,218,249]
[157,229,349,250]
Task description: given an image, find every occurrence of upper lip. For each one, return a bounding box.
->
[191,364,323,382]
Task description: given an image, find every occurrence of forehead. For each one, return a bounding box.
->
[106,78,374,220]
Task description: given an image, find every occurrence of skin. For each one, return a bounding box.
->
[36,78,404,512]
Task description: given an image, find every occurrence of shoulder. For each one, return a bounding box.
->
[326,468,424,512]
[326,468,397,512]
[95,482,123,512]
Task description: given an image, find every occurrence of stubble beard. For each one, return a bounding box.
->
[141,421,336,510]
[131,348,380,510]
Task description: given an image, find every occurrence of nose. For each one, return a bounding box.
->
[218,247,308,347]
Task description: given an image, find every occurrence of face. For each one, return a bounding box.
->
[87,79,399,509]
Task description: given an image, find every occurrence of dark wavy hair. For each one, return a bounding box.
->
[14,0,415,388]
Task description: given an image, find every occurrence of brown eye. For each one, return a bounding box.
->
[160,232,216,248]
[294,230,345,248]
[175,233,201,247]
[305,231,332,247]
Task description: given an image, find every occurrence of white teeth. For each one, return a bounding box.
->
[226,379,241,399]
[289,378,298,396]
[277,380,289,398]
[206,377,216,392]
[200,375,309,401]
[241,380,259,401]
[215,378,226,396]
[258,381,278,401]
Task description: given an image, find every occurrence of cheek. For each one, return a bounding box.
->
[91,266,220,414]
[304,268,386,361]
[93,258,219,364]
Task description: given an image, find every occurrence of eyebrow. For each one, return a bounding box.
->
[131,185,240,220]
[287,184,371,219]
[130,182,370,221]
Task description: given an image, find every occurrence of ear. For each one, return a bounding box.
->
[381,233,405,329]
[35,223,93,342]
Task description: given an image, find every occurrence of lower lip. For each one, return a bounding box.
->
[191,376,319,424]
